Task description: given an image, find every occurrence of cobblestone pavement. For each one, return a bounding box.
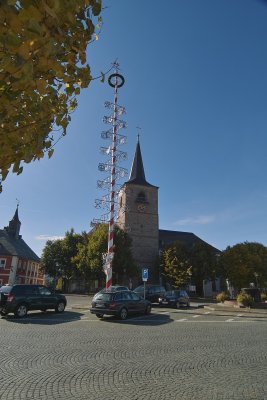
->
[0,306,266,400]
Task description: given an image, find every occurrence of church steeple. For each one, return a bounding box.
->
[6,205,21,239]
[117,135,159,279]
[127,137,154,187]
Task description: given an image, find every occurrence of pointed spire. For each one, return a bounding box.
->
[127,136,154,186]
[6,205,21,239]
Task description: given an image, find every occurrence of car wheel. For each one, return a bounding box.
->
[145,304,151,315]
[176,301,180,309]
[119,307,128,320]
[15,304,28,318]
[96,313,104,318]
[55,301,65,313]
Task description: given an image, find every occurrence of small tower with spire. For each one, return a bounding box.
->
[5,204,21,239]
[117,136,159,279]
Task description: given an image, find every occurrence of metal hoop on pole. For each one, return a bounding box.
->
[108,73,125,88]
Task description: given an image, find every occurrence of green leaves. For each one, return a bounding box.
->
[100,72,105,83]
[221,242,267,289]
[162,243,191,288]
[162,241,219,294]
[48,149,54,159]
[0,0,102,189]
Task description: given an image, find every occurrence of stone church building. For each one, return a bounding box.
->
[117,139,220,291]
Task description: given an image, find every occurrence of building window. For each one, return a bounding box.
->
[136,191,147,203]
[0,259,6,268]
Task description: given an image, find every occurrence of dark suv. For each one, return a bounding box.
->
[159,290,190,308]
[241,288,262,302]
[90,289,151,320]
[0,284,67,318]
[134,284,166,303]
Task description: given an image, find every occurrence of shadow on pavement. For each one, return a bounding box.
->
[97,312,173,326]
[1,310,85,325]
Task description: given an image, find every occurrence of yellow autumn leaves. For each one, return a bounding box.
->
[0,0,102,192]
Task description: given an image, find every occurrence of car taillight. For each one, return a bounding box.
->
[109,302,116,309]
[7,294,15,302]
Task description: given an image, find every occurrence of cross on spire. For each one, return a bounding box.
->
[136,126,141,142]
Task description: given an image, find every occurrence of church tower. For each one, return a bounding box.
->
[117,138,159,278]
[5,205,21,239]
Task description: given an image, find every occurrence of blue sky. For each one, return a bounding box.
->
[2,0,267,256]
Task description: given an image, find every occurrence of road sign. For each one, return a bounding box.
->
[142,268,149,282]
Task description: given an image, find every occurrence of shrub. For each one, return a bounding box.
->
[261,293,267,302]
[236,293,253,307]
[216,291,230,303]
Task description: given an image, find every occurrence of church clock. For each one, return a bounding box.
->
[137,204,146,213]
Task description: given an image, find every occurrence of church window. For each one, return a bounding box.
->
[0,259,6,268]
[136,191,147,203]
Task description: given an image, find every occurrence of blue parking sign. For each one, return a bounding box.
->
[142,268,148,282]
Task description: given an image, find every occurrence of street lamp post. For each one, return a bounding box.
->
[188,268,192,293]
[254,272,259,288]
[158,249,163,286]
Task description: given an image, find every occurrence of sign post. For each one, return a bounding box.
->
[142,268,148,300]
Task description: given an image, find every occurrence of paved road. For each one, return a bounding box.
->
[0,296,266,400]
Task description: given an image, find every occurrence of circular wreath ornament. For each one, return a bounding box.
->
[108,73,125,88]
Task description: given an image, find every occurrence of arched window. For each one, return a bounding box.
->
[136,191,147,203]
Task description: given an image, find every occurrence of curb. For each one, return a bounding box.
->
[203,305,267,317]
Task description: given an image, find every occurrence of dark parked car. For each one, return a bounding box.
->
[96,285,130,295]
[159,290,190,308]
[241,288,261,302]
[133,284,166,303]
[90,289,151,320]
[0,284,67,318]
[47,286,63,294]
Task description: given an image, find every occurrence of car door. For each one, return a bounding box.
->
[179,291,186,305]
[21,285,40,311]
[147,286,156,302]
[37,286,58,309]
[121,291,134,313]
[129,292,145,313]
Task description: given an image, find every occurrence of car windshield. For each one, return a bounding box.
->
[94,293,113,301]
[166,290,181,296]
[134,286,145,292]
[0,286,12,294]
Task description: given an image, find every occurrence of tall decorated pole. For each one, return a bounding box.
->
[92,62,127,288]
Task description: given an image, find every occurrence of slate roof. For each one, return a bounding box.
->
[159,229,220,253]
[0,229,40,262]
[127,139,157,188]
[0,207,39,262]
